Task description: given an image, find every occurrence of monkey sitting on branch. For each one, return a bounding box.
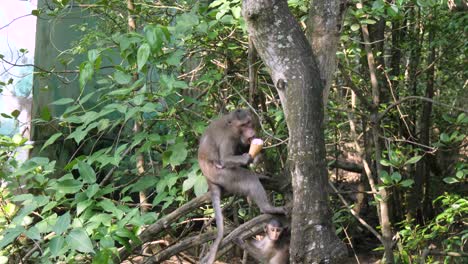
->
[236,218,290,264]
[198,109,286,264]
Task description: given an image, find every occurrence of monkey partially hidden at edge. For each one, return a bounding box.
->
[236,218,289,264]
[198,109,286,264]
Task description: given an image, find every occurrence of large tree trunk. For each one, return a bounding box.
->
[242,1,347,262]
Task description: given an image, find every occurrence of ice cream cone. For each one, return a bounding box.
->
[249,138,264,158]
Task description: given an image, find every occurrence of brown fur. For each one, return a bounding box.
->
[198,109,285,264]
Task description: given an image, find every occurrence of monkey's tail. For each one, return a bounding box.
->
[201,187,224,264]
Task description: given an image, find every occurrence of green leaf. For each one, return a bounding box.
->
[114,70,132,85]
[11,109,20,118]
[25,226,41,240]
[440,133,450,142]
[443,177,458,184]
[182,172,197,192]
[194,174,208,197]
[43,201,58,213]
[362,19,376,25]
[166,50,185,66]
[152,192,168,206]
[456,113,467,124]
[145,26,164,52]
[400,179,414,187]
[66,228,95,253]
[137,43,151,71]
[405,155,422,165]
[93,248,111,264]
[379,171,392,185]
[40,106,51,121]
[77,200,93,216]
[57,179,83,194]
[40,132,63,152]
[209,0,223,8]
[130,176,158,192]
[232,6,241,19]
[78,160,96,184]
[391,172,402,182]
[66,127,87,144]
[351,24,360,31]
[380,159,392,167]
[86,184,100,198]
[49,236,65,256]
[88,49,99,63]
[79,62,94,89]
[175,13,199,34]
[12,134,23,145]
[53,212,71,235]
[169,143,188,166]
[0,227,24,250]
[372,0,385,10]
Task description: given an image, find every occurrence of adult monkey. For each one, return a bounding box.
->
[236,218,289,264]
[198,109,286,264]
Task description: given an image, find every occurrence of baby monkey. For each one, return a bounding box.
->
[236,218,289,264]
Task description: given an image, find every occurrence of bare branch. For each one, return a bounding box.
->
[328,181,383,244]
[117,193,211,262]
[378,96,468,122]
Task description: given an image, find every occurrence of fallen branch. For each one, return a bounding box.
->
[328,159,364,173]
[116,192,211,262]
[144,214,277,263]
[143,229,229,264]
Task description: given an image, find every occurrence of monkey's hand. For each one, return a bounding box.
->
[242,153,254,165]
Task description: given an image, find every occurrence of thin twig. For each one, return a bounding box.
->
[328,181,383,243]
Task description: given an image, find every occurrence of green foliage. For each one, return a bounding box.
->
[1,0,466,262]
[1,0,291,261]
[398,194,467,263]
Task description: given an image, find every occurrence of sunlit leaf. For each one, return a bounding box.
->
[405,156,422,165]
[351,24,360,31]
[443,177,458,184]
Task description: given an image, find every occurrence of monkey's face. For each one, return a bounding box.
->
[229,109,256,145]
[265,224,283,241]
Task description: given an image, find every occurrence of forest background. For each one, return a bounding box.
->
[0,0,466,263]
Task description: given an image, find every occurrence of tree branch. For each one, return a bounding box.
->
[378,96,468,122]
[328,181,383,244]
[116,193,211,262]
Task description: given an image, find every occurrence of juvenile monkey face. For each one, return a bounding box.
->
[266,225,283,241]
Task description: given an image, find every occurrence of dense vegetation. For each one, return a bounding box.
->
[0,0,466,263]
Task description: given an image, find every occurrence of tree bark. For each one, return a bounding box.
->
[242,1,347,263]
[415,25,436,222]
[306,0,348,106]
